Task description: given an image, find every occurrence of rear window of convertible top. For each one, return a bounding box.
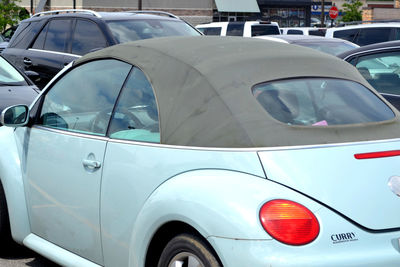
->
[253,78,394,126]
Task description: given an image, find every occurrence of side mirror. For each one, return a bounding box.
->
[1,105,29,127]
[24,70,41,83]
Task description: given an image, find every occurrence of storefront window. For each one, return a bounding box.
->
[213,4,310,27]
[265,7,306,27]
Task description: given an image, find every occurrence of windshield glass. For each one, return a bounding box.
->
[106,19,200,43]
[0,57,27,86]
[298,41,357,55]
[253,78,394,126]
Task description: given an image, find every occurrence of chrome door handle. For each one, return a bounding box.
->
[82,159,101,169]
[23,58,32,65]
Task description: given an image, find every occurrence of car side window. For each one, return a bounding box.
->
[227,23,244,36]
[287,29,303,35]
[356,28,391,46]
[38,59,132,136]
[3,28,13,39]
[71,19,107,55]
[333,29,359,43]
[10,21,41,49]
[355,51,400,95]
[395,28,400,41]
[199,27,221,36]
[308,29,326,36]
[43,19,72,53]
[32,23,49,50]
[251,25,280,36]
[109,67,160,143]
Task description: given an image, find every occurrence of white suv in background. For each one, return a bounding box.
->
[325,23,400,46]
[196,21,280,37]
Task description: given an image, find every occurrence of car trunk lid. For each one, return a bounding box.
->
[258,139,400,230]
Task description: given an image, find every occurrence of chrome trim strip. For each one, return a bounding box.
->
[381,92,400,97]
[33,126,400,152]
[28,49,81,58]
[342,46,400,61]
[108,135,400,152]
[33,126,109,141]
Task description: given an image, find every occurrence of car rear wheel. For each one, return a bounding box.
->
[157,233,221,267]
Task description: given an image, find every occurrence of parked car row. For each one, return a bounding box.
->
[1,10,400,267]
[325,22,400,46]
[197,21,400,47]
[195,21,280,37]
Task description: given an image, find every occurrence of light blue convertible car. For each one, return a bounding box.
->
[1,36,400,267]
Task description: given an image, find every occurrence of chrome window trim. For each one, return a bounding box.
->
[33,126,400,152]
[381,92,400,97]
[108,132,400,153]
[342,46,400,61]
[28,48,81,58]
[33,125,109,141]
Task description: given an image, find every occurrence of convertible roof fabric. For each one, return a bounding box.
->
[75,36,400,148]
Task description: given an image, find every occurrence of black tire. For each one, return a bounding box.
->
[157,233,221,267]
[0,182,13,251]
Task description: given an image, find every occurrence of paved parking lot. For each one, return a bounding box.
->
[0,245,58,267]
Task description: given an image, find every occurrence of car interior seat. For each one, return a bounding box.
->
[256,89,299,124]
[356,66,378,89]
[374,73,400,95]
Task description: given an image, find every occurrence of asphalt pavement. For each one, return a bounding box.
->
[0,244,59,267]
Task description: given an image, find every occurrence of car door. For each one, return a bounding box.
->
[24,59,132,265]
[99,67,161,266]
[27,19,76,89]
[2,21,43,73]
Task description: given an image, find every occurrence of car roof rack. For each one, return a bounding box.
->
[127,10,179,19]
[32,9,101,18]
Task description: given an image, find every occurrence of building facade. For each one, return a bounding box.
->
[19,0,374,27]
[20,0,213,25]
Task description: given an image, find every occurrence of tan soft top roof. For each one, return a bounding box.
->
[75,36,400,147]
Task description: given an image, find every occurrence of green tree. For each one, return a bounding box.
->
[340,0,363,22]
[0,0,29,32]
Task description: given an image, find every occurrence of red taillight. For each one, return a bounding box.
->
[259,199,319,246]
[354,150,400,160]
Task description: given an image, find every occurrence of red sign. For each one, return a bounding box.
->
[329,6,339,19]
